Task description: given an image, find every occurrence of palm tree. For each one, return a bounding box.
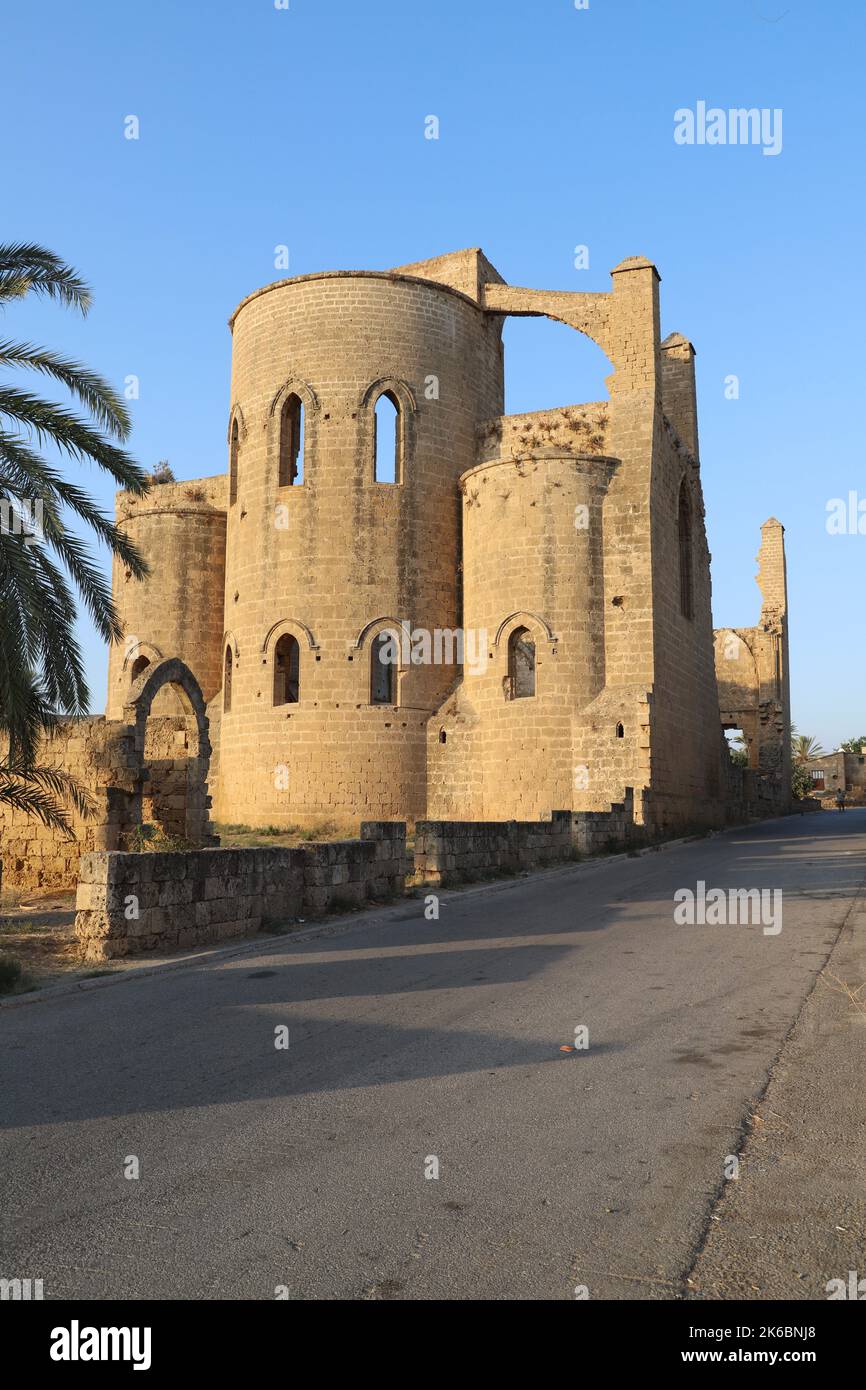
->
[0,243,149,828]
[791,733,825,764]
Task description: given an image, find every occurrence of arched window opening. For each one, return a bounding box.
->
[371,631,397,705]
[439,729,447,745]
[678,479,694,620]
[130,655,150,684]
[229,420,239,507]
[224,646,233,712]
[374,391,401,484]
[279,394,305,486]
[508,626,536,699]
[502,315,611,413]
[273,634,300,705]
[616,722,625,739]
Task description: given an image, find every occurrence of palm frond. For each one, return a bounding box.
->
[0,431,149,579]
[0,243,91,313]
[0,340,131,437]
[0,760,95,834]
[0,386,147,493]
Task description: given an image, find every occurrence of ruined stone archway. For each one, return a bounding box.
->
[122,657,213,846]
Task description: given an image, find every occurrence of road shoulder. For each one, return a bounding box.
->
[686,881,866,1300]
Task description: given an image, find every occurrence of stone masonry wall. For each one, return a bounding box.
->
[427,451,614,820]
[106,476,227,720]
[0,719,139,892]
[714,519,791,812]
[475,404,610,465]
[142,716,196,838]
[414,813,574,886]
[572,790,640,854]
[74,822,408,960]
[415,792,638,886]
[72,794,649,958]
[644,419,727,831]
[1,660,212,894]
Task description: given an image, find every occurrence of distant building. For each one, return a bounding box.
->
[804,747,866,803]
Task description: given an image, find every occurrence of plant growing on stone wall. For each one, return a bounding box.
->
[121,823,194,854]
[0,243,149,828]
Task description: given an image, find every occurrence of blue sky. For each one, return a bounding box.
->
[2,0,863,748]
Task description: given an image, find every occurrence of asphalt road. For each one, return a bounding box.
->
[2,810,864,1300]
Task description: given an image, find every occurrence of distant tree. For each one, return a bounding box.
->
[840,736,866,753]
[791,734,825,764]
[791,764,813,800]
[725,730,749,767]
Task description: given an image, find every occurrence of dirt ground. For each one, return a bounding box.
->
[0,888,97,994]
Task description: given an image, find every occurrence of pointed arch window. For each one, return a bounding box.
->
[374,391,401,484]
[224,646,233,712]
[279,394,305,486]
[130,655,150,684]
[274,634,300,705]
[678,479,694,620]
[508,627,536,699]
[371,631,397,704]
[229,420,239,507]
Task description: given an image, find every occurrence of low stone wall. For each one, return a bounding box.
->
[414,795,638,886]
[414,813,572,886]
[572,793,638,855]
[74,822,407,960]
[299,823,408,914]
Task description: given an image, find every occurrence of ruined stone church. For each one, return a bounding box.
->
[105,247,791,835]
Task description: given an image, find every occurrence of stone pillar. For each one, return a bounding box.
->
[661,332,699,457]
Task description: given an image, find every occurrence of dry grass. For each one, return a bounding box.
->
[214,819,353,849]
[0,887,85,992]
[818,970,866,1019]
